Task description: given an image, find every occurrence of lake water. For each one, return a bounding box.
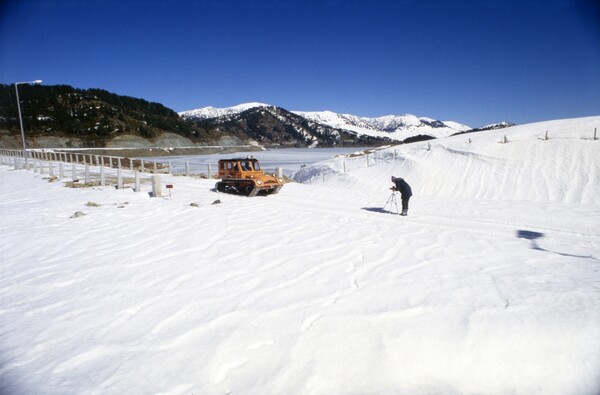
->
[152,147,373,177]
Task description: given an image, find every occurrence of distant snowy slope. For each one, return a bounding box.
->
[179,102,270,119]
[293,110,471,141]
[294,116,600,205]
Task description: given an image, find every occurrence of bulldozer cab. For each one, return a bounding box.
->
[219,158,261,178]
[215,157,284,196]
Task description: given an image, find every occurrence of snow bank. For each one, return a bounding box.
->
[294,116,600,204]
[1,116,599,395]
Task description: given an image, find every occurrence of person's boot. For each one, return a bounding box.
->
[400,210,407,216]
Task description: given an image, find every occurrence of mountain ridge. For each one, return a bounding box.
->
[181,103,476,142]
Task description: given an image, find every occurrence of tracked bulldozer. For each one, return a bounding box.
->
[214,157,285,197]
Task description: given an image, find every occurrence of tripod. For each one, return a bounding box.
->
[384,190,400,215]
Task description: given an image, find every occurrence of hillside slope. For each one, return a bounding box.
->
[0,84,224,147]
[191,106,392,147]
[294,110,471,141]
[295,116,600,205]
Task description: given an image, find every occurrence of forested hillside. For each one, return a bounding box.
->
[0,84,218,146]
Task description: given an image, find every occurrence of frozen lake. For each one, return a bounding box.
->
[150,147,374,177]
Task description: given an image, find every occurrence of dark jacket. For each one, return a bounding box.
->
[394,178,412,197]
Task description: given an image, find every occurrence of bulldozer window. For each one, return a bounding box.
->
[252,161,260,170]
[242,161,252,171]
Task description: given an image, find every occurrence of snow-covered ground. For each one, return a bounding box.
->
[1,116,599,395]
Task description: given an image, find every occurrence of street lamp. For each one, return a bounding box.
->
[14,79,43,168]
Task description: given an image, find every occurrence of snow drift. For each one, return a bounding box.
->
[295,116,600,205]
[1,116,599,395]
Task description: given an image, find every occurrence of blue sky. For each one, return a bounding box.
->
[1,0,599,127]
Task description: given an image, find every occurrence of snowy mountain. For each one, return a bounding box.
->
[180,104,473,144]
[293,110,471,141]
[1,116,599,394]
[179,102,270,119]
[183,105,392,148]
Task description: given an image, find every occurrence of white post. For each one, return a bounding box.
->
[59,162,64,178]
[117,167,123,189]
[141,159,145,172]
[134,171,141,192]
[100,164,105,186]
[13,158,18,170]
[153,161,157,174]
[49,161,54,177]
[168,160,172,174]
[85,164,90,184]
[343,160,346,173]
[185,161,190,177]
[366,154,370,168]
[151,175,162,197]
[129,159,133,172]
[72,163,77,181]
[208,163,213,178]
[276,167,283,178]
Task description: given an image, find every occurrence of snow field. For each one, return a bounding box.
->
[1,116,599,394]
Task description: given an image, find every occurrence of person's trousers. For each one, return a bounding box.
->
[401,196,410,213]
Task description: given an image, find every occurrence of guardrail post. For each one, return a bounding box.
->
[72,163,77,181]
[49,161,54,177]
[85,164,90,184]
[135,171,141,192]
[100,164,105,186]
[141,159,145,172]
[151,175,162,197]
[13,158,18,170]
[117,167,123,189]
[277,167,283,178]
[208,163,213,178]
[168,160,172,174]
[185,161,190,176]
[59,162,64,178]
[153,161,157,173]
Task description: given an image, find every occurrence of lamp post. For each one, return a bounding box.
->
[14,79,42,169]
